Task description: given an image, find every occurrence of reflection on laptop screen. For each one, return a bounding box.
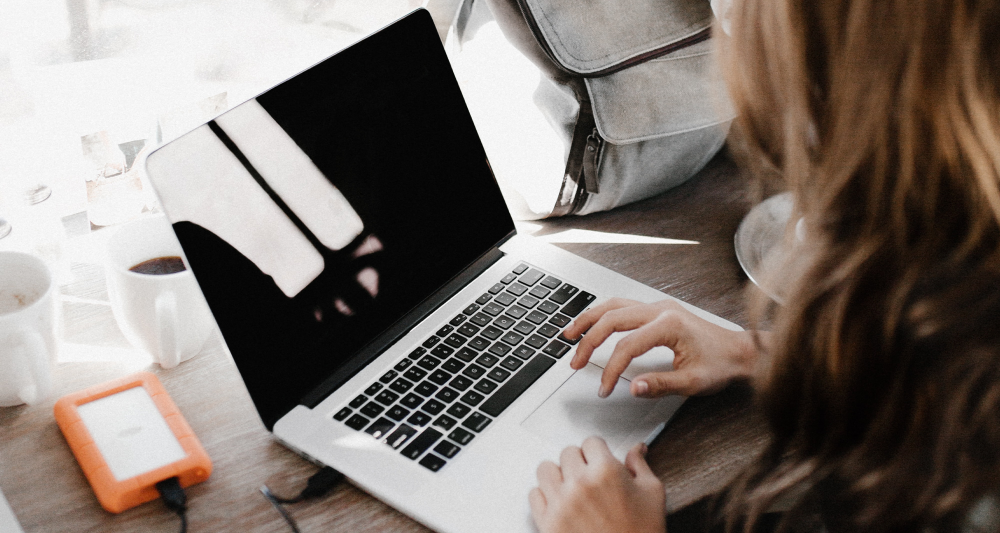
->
[145,11,515,429]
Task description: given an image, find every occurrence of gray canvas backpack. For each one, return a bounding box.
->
[456,0,734,217]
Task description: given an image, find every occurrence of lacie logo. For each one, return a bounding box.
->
[118,426,143,438]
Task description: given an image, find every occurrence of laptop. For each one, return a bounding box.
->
[142,9,741,532]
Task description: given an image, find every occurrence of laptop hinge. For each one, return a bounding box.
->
[298,242,511,410]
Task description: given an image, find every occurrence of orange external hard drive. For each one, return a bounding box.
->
[54,371,212,513]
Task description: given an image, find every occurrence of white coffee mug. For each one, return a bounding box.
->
[0,252,57,406]
[106,216,213,368]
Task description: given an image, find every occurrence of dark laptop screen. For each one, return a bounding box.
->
[145,10,515,429]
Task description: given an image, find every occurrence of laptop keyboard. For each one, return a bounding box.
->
[331,263,595,472]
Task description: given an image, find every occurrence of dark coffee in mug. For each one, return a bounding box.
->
[129,256,187,275]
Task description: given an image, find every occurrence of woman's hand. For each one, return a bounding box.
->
[530,438,666,533]
[564,298,759,398]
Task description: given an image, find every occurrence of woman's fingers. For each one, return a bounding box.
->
[624,442,655,480]
[597,310,685,397]
[580,436,615,467]
[630,370,700,397]
[570,300,652,370]
[536,460,563,496]
[528,487,547,524]
[559,446,587,477]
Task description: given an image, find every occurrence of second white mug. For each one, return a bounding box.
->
[105,216,214,368]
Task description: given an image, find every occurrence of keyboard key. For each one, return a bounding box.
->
[514,321,536,335]
[436,324,454,337]
[415,382,439,397]
[506,283,528,296]
[500,273,518,284]
[444,334,467,348]
[375,390,400,405]
[385,424,417,449]
[463,303,480,315]
[361,402,385,418]
[488,342,512,357]
[558,332,582,345]
[349,394,368,408]
[421,399,445,415]
[480,354,557,417]
[429,370,452,385]
[483,303,504,316]
[501,331,525,345]
[423,336,441,348]
[543,340,571,359]
[505,305,528,319]
[501,356,524,371]
[431,345,455,359]
[387,405,411,421]
[401,428,444,459]
[365,417,395,439]
[481,326,503,340]
[550,284,579,304]
[417,355,442,370]
[494,292,516,306]
[513,264,529,274]
[514,346,536,360]
[488,283,504,294]
[449,314,467,326]
[520,269,545,286]
[475,293,492,305]
[474,354,499,368]
[549,313,571,327]
[419,454,447,472]
[401,393,424,409]
[333,407,352,421]
[389,378,414,394]
[379,370,398,384]
[449,428,475,445]
[455,347,478,362]
[345,414,370,430]
[433,414,457,430]
[468,337,490,351]
[365,383,383,396]
[540,275,562,289]
[538,324,560,338]
[434,441,461,459]
[435,387,460,403]
[462,364,487,380]
[518,295,540,309]
[462,412,492,432]
[404,367,428,382]
[487,367,511,383]
[458,323,480,337]
[537,301,559,314]
[529,286,552,299]
[407,411,433,427]
[560,291,596,318]
[394,359,413,371]
[447,402,471,419]
[525,334,548,349]
[474,379,498,394]
[493,315,515,329]
[469,312,492,326]
[449,375,473,391]
[460,390,485,406]
[408,347,427,360]
[442,358,466,373]
[526,311,548,325]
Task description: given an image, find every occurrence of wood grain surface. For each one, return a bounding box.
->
[0,151,770,532]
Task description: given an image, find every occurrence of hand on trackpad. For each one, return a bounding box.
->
[520,363,683,460]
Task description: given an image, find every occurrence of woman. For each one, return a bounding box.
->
[528,0,1000,531]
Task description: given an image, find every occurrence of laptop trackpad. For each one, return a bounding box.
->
[520,363,679,460]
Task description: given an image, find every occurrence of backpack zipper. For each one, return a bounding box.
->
[514,0,711,78]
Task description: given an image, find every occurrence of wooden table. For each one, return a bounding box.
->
[0,151,769,532]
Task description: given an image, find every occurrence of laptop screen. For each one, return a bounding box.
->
[145,10,515,429]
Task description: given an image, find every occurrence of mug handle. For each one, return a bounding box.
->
[12,327,52,405]
[155,291,181,369]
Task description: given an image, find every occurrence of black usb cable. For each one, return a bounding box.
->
[156,477,188,533]
[260,466,345,532]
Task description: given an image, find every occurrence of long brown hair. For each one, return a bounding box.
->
[718,0,1000,531]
